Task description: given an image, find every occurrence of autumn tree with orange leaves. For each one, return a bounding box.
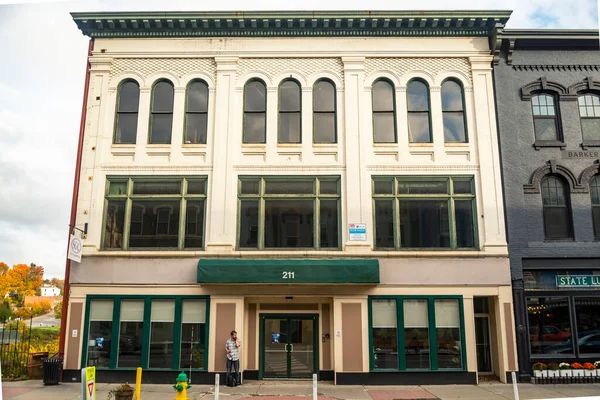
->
[0,263,44,306]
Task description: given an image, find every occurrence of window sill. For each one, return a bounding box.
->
[444,142,469,147]
[111,145,136,156]
[147,144,172,148]
[241,143,266,148]
[533,141,566,150]
[182,143,207,148]
[409,143,434,147]
[313,143,338,148]
[581,141,600,149]
[543,239,575,243]
[277,143,302,148]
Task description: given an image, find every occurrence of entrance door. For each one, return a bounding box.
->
[261,315,318,379]
[475,315,493,374]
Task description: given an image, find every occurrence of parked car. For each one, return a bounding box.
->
[529,325,571,343]
[546,331,600,354]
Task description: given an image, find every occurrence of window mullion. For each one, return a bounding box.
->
[123,198,132,250]
[179,197,187,249]
[109,297,121,369]
[428,299,438,370]
[172,298,183,369]
[141,298,151,369]
[258,179,265,250]
[397,298,406,371]
[394,197,400,250]
[315,197,320,250]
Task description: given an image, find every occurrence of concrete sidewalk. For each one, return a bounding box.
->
[3,380,600,400]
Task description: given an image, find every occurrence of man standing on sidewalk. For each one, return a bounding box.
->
[226,330,241,386]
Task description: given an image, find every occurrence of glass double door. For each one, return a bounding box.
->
[261,315,318,379]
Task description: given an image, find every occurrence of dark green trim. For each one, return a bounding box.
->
[81,295,210,372]
[197,259,379,284]
[367,295,467,373]
[258,314,319,379]
[71,11,510,39]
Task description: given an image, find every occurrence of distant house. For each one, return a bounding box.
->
[41,285,61,297]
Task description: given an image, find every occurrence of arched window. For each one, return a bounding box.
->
[541,176,572,239]
[114,80,140,144]
[372,79,396,143]
[442,80,467,143]
[531,94,559,141]
[279,79,301,143]
[313,79,336,144]
[578,94,600,142]
[243,80,266,143]
[149,80,174,144]
[591,175,600,240]
[407,79,431,143]
[185,80,209,144]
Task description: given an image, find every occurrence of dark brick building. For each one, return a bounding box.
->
[493,30,600,380]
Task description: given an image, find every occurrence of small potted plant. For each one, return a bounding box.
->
[532,362,547,378]
[594,361,600,370]
[583,362,596,377]
[107,383,134,400]
[547,363,560,378]
[571,362,584,377]
[559,362,572,377]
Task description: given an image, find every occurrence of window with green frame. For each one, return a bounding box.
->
[369,296,466,372]
[238,176,340,250]
[372,176,477,250]
[103,177,207,250]
[82,296,209,371]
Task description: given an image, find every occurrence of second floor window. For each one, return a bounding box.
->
[103,177,206,250]
[238,176,340,250]
[541,176,572,240]
[372,79,396,143]
[578,94,600,142]
[373,176,476,250]
[243,80,266,144]
[114,80,140,144]
[313,80,337,144]
[149,80,174,144]
[407,80,432,143]
[185,80,209,144]
[278,79,302,144]
[591,175,600,240]
[531,94,560,142]
[442,80,467,143]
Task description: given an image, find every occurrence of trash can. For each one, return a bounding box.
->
[42,358,62,385]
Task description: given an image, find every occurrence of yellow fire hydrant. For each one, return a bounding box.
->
[173,371,191,400]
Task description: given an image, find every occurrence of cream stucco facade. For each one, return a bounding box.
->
[63,11,516,385]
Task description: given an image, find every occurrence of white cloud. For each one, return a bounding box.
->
[0,0,597,279]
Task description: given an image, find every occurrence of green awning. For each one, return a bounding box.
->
[197,259,379,284]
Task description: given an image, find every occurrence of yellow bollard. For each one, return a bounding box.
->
[135,367,142,400]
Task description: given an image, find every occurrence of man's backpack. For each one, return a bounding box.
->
[227,374,235,387]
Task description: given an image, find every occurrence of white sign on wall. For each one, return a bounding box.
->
[348,223,367,241]
[68,235,82,263]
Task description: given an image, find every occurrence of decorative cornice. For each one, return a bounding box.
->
[366,165,479,172]
[71,11,510,39]
[101,165,213,172]
[233,165,346,172]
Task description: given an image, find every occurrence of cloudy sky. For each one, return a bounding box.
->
[0,0,598,279]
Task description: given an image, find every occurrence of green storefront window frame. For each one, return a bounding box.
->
[367,295,467,373]
[80,295,210,372]
[371,176,479,250]
[101,176,207,251]
[236,176,341,250]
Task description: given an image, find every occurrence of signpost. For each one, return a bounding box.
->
[81,366,96,400]
[556,275,600,288]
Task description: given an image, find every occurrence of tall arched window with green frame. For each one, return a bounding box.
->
[313,79,336,144]
[184,80,209,144]
[114,80,140,144]
[149,80,174,144]
[441,79,467,143]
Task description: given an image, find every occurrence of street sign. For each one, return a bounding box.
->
[68,234,82,263]
[85,366,96,400]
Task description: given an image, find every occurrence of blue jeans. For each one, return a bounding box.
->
[226,358,240,385]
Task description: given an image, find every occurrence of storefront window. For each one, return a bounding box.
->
[118,300,144,368]
[527,297,572,355]
[404,299,430,369]
[149,300,175,368]
[574,297,600,354]
[180,300,207,369]
[435,299,462,369]
[372,300,398,370]
[87,300,114,368]
[369,296,464,371]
